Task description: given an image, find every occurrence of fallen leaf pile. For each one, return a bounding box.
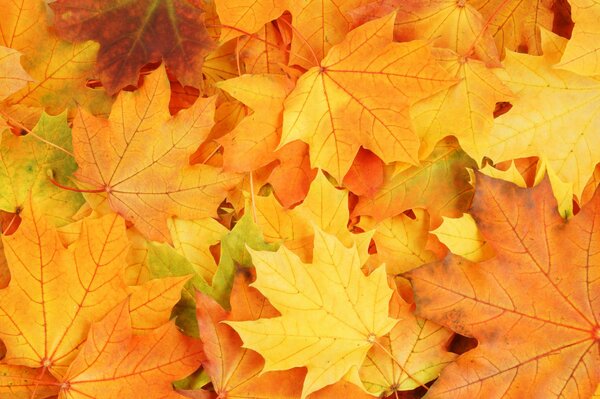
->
[1,0,599,398]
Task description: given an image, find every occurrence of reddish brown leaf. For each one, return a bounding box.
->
[51,0,215,94]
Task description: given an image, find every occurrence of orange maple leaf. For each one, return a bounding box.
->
[217,73,294,172]
[60,299,202,398]
[0,0,109,128]
[407,173,600,398]
[71,66,239,242]
[0,208,129,376]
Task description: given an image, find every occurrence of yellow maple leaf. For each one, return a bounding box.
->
[280,13,456,181]
[412,48,513,160]
[485,29,600,201]
[358,209,439,275]
[392,0,500,64]
[472,0,554,56]
[216,0,370,69]
[355,291,457,396]
[558,0,600,75]
[255,170,371,262]
[168,217,228,284]
[432,213,494,263]
[227,227,398,398]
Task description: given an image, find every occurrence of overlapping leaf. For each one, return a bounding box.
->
[71,66,239,242]
[215,0,370,69]
[281,13,456,181]
[60,299,203,398]
[217,74,294,172]
[0,0,109,128]
[0,208,128,375]
[471,0,554,55]
[1,1,600,399]
[353,138,475,225]
[227,228,397,397]
[486,30,600,200]
[51,0,215,94]
[0,112,84,226]
[0,47,31,101]
[195,273,305,398]
[355,292,456,396]
[407,173,600,398]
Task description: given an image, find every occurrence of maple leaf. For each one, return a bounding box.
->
[71,66,239,242]
[354,292,457,397]
[0,112,84,226]
[352,138,475,226]
[358,209,441,276]
[0,47,31,101]
[215,0,370,68]
[149,213,276,336]
[202,40,240,93]
[471,0,554,55]
[59,299,203,398]
[227,227,398,398]
[280,13,456,181]
[217,74,294,172]
[169,217,228,283]
[0,364,59,398]
[284,0,372,68]
[352,0,500,64]
[215,0,285,44]
[236,20,290,75]
[267,140,317,207]
[432,213,494,263]
[343,148,385,198]
[0,207,129,376]
[255,170,372,262]
[128,275,191,334]
[195,273,305,398]
[51,0,215,95]
[0,0,110,128]
[558,0,600,75]
[485,29,600,200]
[406,173,600,398]
[412,48,514,161]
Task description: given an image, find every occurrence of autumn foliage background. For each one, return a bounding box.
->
[1,0,600,398]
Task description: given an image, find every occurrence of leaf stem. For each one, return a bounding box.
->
[0,111,75,158]
[249,171,258,223]
[200,143,222,164]
[49,175,106,194]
